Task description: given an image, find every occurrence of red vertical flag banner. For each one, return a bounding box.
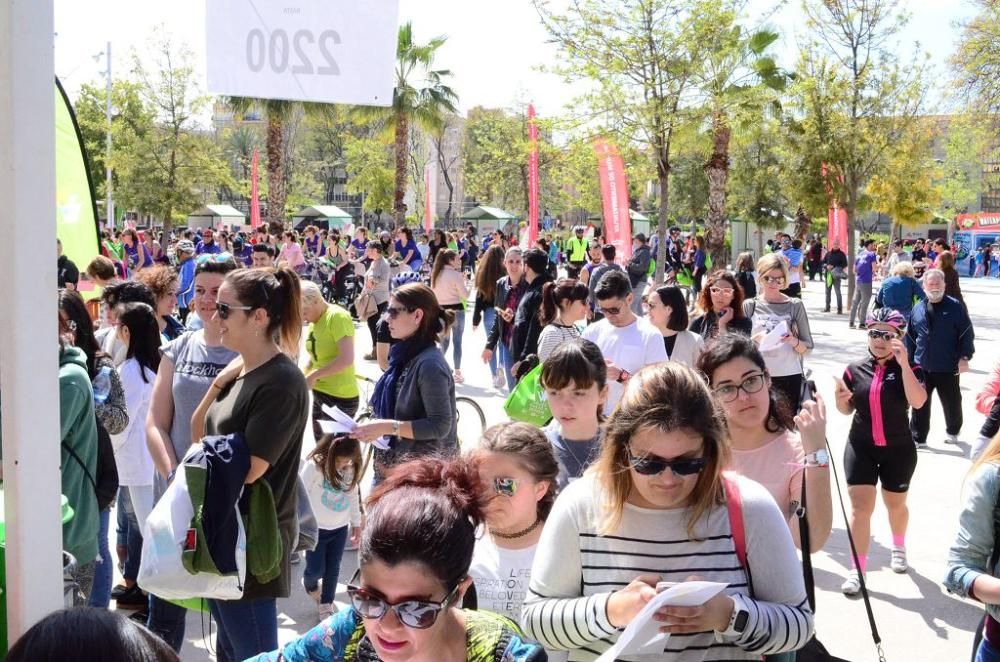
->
[424,161,436,235]
[250,147,262,230]
[593,138,632,260]
[528,104,540,245]
[821,162,848,249]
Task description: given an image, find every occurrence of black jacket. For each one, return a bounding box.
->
[510,275,552,363]
[627,245,652,287]
[485,276,526,351]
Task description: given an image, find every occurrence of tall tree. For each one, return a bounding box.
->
[697,4,787,266]
[430,116,463,226]
[937,115,990,216]
[344,135,394,225]
[867,120,941,237]
[790,0,928,302]
[951,0,1000,113]
[535,0,718,281]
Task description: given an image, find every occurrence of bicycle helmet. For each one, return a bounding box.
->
[865,307,906,333]
[391,271,423,290]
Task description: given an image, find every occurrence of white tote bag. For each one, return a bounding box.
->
[137,447,246,600]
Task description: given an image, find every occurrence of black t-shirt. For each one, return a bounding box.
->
[844,356,924,447]
[689,312,753,339]
[57,255,79,288]
[375,317,398,347]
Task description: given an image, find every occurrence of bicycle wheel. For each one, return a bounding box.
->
[455,396,487,449]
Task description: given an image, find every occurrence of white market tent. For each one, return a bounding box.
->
[187,204,247,230]
[291,205,353,231]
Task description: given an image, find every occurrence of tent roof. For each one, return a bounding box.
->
[294,205,352,220]
[588,209,650,222]
[188,204,245,218]
[461,205,519,221]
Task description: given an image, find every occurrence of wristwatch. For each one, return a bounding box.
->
[803,449,830,467]
[719,594,751,638]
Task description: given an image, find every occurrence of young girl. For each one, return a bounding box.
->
[113,302,161,527]
[468,423,558,625]
[540,339,608,488]
[300,435,364,621]
[523,361,813,660]
[536,278,588,362]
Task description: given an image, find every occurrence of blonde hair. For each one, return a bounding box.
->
[592,362,731,536]
[891,262,915,278]
[756,253,789,284]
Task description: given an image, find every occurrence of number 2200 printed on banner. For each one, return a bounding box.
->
[206,0,399,106]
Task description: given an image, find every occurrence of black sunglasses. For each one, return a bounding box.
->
[384,305,413,320]
[347,584,460,629]
[215,301,254,320]
[867,329,896,341]
[598,304,623,316]
[626,447,706,477]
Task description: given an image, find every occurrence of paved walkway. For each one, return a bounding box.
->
[155,274,1000,660]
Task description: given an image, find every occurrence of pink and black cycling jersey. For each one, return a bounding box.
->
[844,356,924,447]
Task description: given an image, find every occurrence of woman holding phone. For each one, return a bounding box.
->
[689,271,752,340]
[835,308,926,596]
[523,362,813,660]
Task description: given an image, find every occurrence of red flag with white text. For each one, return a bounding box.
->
[250,148,261,229]
[593,138,632,260]
[528,104,540,245]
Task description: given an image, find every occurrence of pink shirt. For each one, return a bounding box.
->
[279,242,305,269]
[730,430,804,519]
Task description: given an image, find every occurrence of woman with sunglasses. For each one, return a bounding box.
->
[145,256,239,652]
[689,271,752,340]
[645,285,705,368]
[523,362,813,660]
[743,253,813,412]
[352,283,458,482]
[698,334,833,551]
[468,423,559,624]
[835,308,926,596]
[192,266,310,660]
[251,456,546,661]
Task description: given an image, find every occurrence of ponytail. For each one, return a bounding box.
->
[224,266,302,357]
[539,277,589,326]
[363,457,489,590]
[430,249,457,289]
[539,280,558,326]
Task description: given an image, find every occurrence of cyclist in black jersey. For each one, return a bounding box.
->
[835,308,927,596]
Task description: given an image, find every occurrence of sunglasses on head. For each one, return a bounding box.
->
[626,447,706,477]
[215,301,254,320]
[867,329,896,341]
[347,584,460,629]
[383,305,413,320]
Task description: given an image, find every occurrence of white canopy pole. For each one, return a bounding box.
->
[0,0,65,644]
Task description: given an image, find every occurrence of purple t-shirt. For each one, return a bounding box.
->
[855,249,877,284]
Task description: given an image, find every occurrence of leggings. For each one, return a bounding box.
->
[366,302,387,349]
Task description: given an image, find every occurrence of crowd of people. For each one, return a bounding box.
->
[32,219,1000,661]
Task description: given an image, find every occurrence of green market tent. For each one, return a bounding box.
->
[461,206,519,236]
[187,205,246,230]
[292,205,353,230]
[587,209,651,237]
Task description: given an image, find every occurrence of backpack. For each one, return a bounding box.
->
[62,415,119,511]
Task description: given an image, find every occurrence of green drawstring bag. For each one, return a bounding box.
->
[503,363,552,426]
[705,253,713,270]
[826,269,834,288]
[676,266,694,287]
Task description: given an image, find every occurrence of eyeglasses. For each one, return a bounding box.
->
[384,305,413,320]
[762,276,785,284]
[867,329,896,341]
[493,477,517,497]
[598,304,622,316]
[347,584,460,629]
[709,287,734,295]
[215,301,254,320]
[713,372,767,403]
[626,447,706,477]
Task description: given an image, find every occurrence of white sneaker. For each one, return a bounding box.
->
[318,603,336,621]
[302,577,321,604]
[890,547,908,573]
[945,434,960,445]
[841,570,862,596]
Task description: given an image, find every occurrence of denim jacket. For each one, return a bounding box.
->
[944,462,1000,622]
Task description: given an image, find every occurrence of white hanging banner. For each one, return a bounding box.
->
[205,0,399,106]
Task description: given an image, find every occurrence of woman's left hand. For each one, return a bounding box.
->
[794,394,827,454]
[655,581,734,634]
[352,420,394,442]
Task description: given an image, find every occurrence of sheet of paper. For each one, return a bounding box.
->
[318,405,391,450]
[758,320,789,353]
[596,581,729,662]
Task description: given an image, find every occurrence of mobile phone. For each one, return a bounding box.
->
[803,379,818,401]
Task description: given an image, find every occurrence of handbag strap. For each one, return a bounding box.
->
[798,469,816,613]
[722,472,754,594]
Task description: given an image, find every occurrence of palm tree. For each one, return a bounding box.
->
[225,98,296,234]
[356,22,458,227]
[699,16,788,266]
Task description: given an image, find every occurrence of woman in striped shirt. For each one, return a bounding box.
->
[522,361,814,661]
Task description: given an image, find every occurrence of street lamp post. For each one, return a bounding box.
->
[103,42,113,229]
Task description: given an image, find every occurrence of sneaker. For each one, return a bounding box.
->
[823,308,830,313]
[363,352,376,361]
[915,440,928,450]
[492,373,503,390]
[945,434,960,445]
[849,323,856,329]
[302,577,321,604]
[890,547,908,573]
[114,584,148,608]
[110,583,130,600]
[318,603,337,620]
[841,570,862,596]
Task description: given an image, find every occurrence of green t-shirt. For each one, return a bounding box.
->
[307,305,359,399]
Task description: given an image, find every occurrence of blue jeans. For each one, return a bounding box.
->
[482,308,499,378]
[440,308,465,370]
[88,508,112,608]
[147,595,187,653]
[978,637,1000,662]
[498,343,516,394]
[304,526,349,604]
[208,598,278,662]
[118,489,143,582]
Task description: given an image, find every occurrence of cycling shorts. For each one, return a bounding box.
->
[844,440,917,493]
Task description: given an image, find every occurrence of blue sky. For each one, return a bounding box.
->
[54,0,976,122]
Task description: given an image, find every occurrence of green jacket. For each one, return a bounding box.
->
[59,346,99,564]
